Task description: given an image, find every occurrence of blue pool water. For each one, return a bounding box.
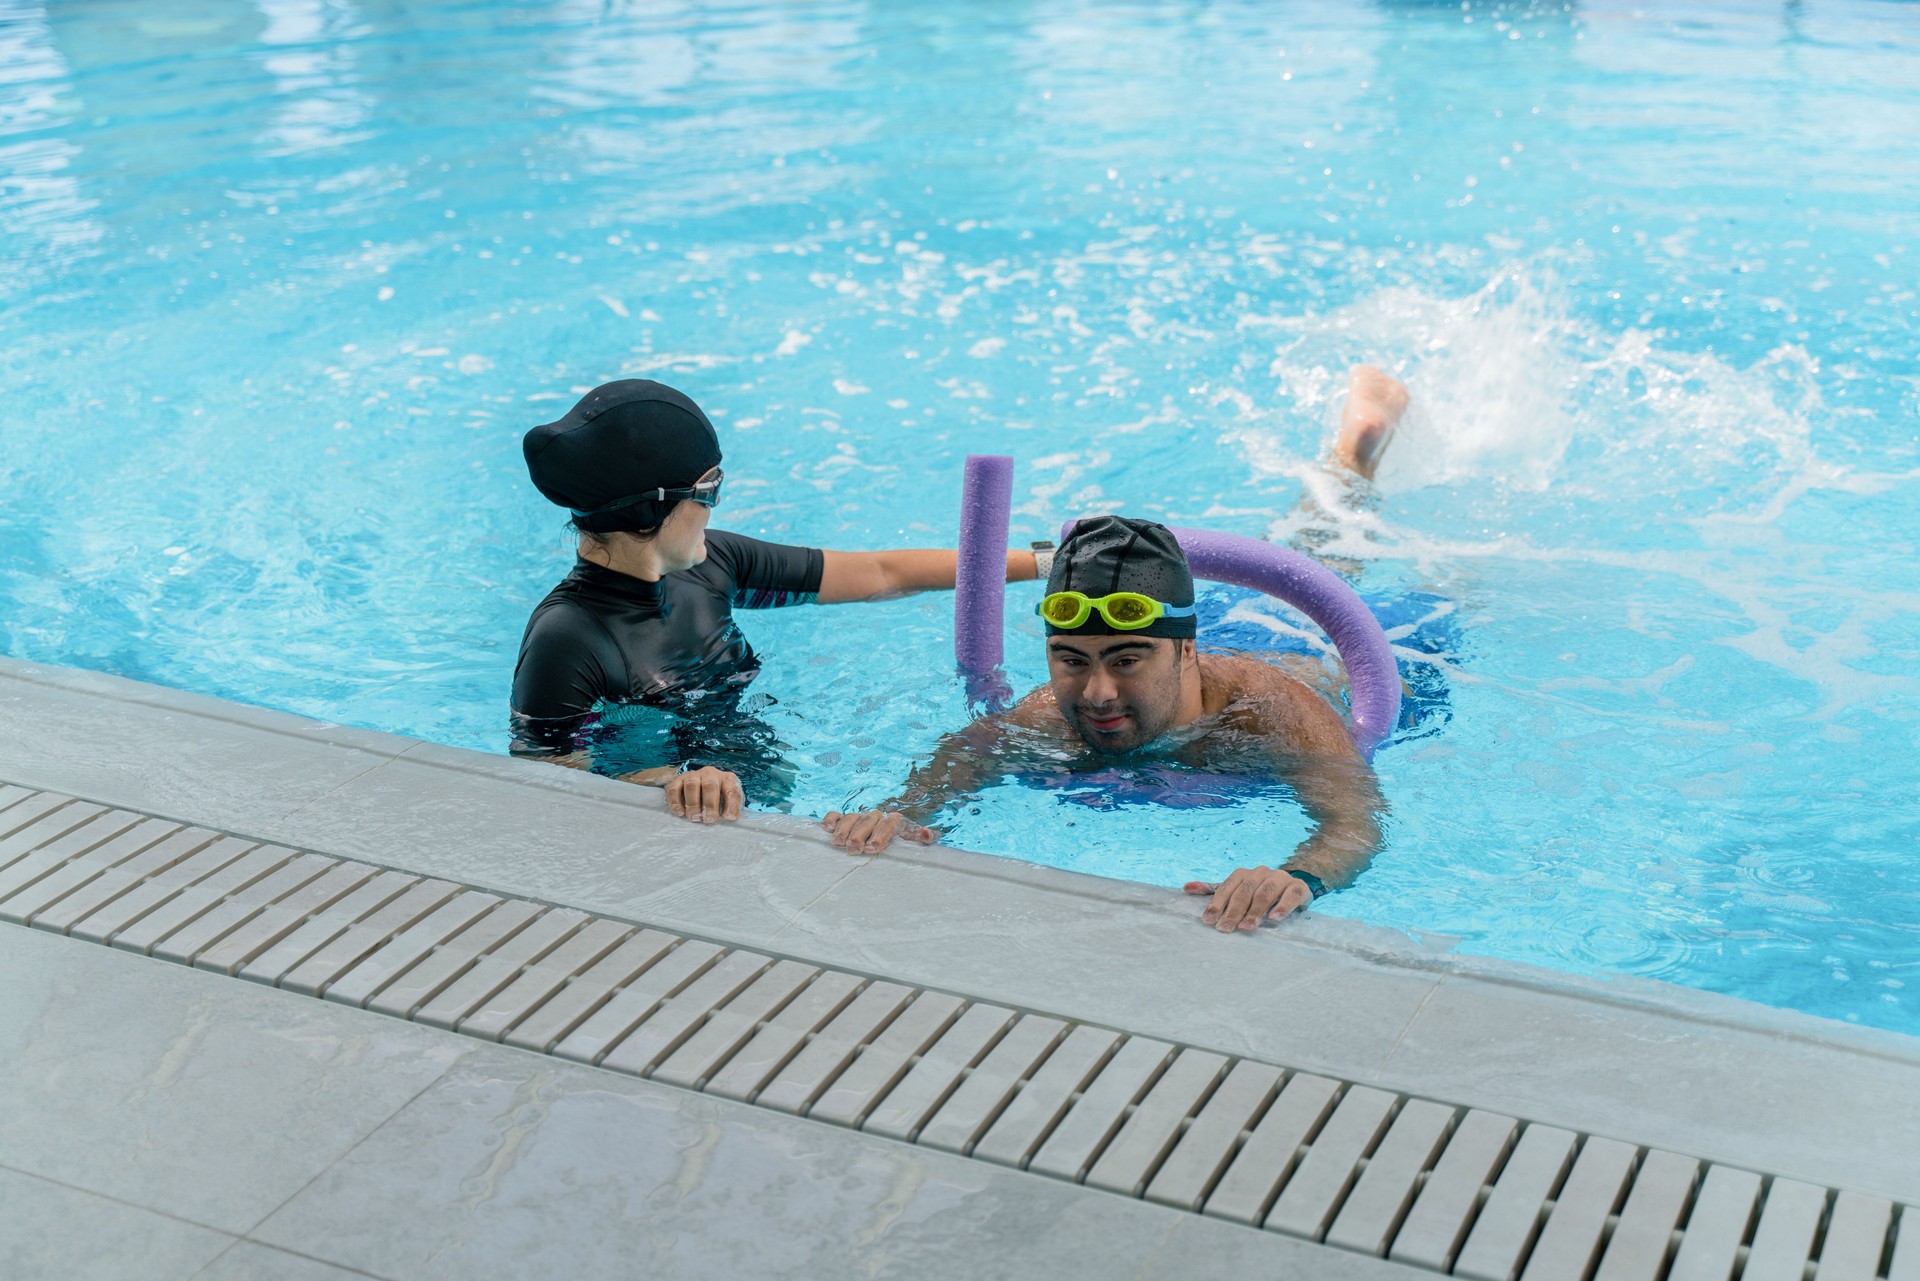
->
[3,0,1918,1033]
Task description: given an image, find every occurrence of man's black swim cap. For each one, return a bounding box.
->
[1046,515,1197,639]
[523,380,722,534]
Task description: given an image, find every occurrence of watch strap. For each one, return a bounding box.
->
[1284,869,1327,900]
[1031,540,1056,580]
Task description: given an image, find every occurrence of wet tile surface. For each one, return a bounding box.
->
[1378,976,1920,1202]
[0,670,397,832]
[193,1241,395,1281]
[0,911,1412,1281]
[1137,1213,1435,1280]
[265,757,861,952]
[0,928,465,1234]
[0,1166,235,1281]
[252,1043,1407,1281]
[772,853,1442,1078]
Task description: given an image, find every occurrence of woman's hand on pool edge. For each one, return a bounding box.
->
[822,810,938,854]
[1184,867,1313,932]
[665,766,744,824]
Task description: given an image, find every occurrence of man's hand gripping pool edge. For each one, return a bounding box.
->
[821,809,938,854]
[1184,866,1316,932]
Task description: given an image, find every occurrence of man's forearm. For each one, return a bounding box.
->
[886,758,967,827]
[882,719,1016,826]
[889,779,954,828]
[1283,760,1386,891]
[1285,822,1380,890]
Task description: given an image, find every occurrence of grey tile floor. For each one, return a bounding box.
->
[0,926,1423,1281]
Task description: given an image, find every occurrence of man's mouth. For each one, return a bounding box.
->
[1083,712,1129,733]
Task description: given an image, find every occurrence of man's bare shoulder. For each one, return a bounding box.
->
[1200,653,1360,759]
[1200,651,1335,700]
[1005,685,1067,730]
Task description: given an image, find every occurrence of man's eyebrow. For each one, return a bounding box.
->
[1047,639,1156,658]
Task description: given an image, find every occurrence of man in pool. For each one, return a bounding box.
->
[821,368,1408,933]
[513,379,1038,825]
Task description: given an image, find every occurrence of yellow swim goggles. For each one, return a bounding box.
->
[1036,591,1197,631]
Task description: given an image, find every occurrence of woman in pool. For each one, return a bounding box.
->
[512,379,1037,824]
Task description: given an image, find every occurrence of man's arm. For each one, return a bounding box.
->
[1186,667,1388,931]
[1276,752,1386,888]
[1185,758,1385,932]
[816,549,1038,604]
[821,689,1057,852]
[1243,667,1385,886]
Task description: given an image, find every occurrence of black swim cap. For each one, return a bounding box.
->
[1047,515,1197,639]
[523,380,722,534]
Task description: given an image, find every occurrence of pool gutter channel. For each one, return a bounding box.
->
[1,781,1916,1280]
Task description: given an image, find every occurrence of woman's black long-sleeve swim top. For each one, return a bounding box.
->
[509,529,823,757]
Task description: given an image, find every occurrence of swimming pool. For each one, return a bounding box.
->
[3,0,1917,1034]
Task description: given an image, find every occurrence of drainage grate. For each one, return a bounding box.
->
[1,784,1914,1280]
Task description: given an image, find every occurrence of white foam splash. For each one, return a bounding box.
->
[1256,269,1577,493]
[1241,266,1920,726]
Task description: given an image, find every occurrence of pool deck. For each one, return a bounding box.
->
[2,653,1917,1280]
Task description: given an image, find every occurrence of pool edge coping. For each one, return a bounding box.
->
[6,652,1911,1059]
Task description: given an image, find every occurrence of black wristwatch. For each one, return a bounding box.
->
[1284,869,1327,901]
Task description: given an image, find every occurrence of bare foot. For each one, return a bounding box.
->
[1332,366,1409,481]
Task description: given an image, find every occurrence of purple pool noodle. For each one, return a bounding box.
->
[1059,520,1402,758]
[955,455,1014,676]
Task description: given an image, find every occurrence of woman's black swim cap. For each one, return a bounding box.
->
[523,380,722,534]
[1047,515,1197,639]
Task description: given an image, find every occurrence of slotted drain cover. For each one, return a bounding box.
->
[1,784,1913,1280]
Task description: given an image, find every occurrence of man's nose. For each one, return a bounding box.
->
[1083,667,1119,706]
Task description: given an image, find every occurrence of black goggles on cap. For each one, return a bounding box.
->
[568,468,724,520]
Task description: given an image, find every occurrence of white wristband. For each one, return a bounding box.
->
[1031,541,1056,579]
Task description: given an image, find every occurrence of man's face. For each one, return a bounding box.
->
[1047,634,1192,754]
